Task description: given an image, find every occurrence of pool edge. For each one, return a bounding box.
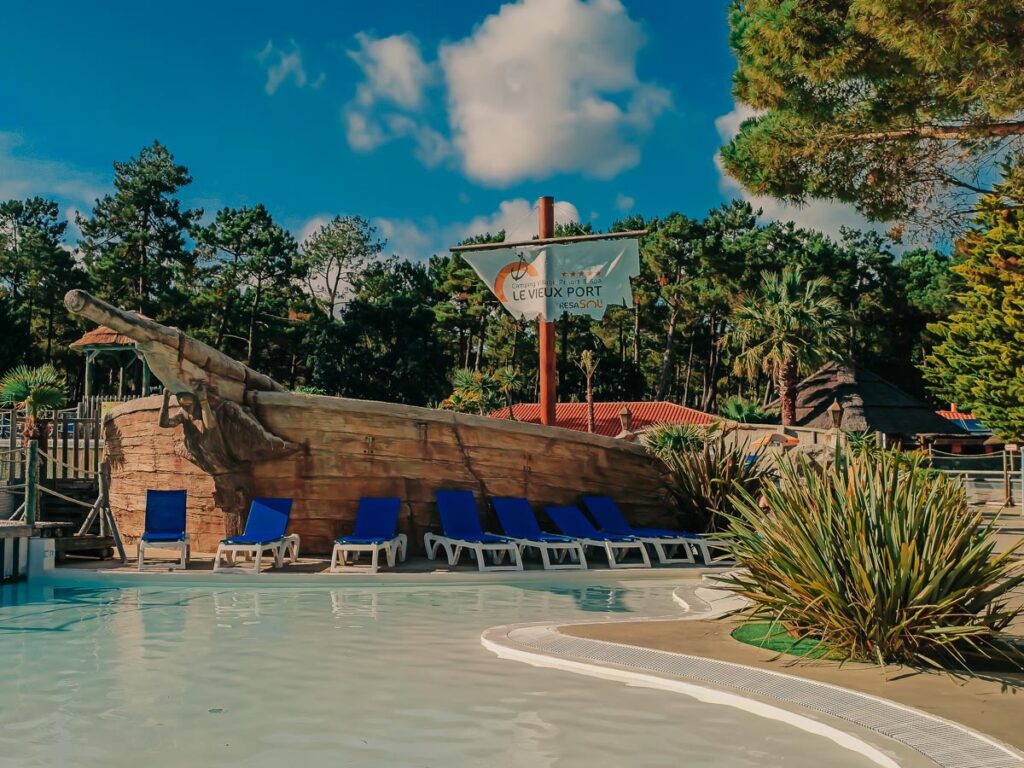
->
[481,593,1024,768]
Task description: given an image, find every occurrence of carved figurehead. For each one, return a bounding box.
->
[64,289,299,535]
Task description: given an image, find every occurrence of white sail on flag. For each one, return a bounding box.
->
[461,239,640,322]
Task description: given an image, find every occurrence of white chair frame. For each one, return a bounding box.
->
[283,534,301,563]
[331,534,408,574]
[213,538,287,574]
[137,535,190,571]
[423,533,523,572]
[577,538,652,569]
[630,536,696,565]
[687,535,734,566]
[512,538,588,570]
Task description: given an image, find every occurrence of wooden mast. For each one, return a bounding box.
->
[537,196,556,426]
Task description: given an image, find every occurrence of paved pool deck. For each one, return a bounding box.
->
[564,607,1024,753]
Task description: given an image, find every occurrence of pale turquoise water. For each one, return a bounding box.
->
[0,578,877,767]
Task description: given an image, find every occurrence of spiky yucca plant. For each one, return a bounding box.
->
[641,423,705,459]
[657,427,769,534]
[0,365,68,444]
[725,450,1024,670]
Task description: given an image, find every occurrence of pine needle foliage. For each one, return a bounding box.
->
[724,450,1024,670]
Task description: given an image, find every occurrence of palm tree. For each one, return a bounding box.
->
[719,395,779,424]
[728,267,846,426]
[490,366,525,421]
[443,368,491,415]
[575,350,601,433]
[0,365,68,444]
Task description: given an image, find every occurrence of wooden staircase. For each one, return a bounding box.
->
[38,478,114,561]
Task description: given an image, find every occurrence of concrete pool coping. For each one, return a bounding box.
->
[48,553,723,587]
[481,583,1024,768]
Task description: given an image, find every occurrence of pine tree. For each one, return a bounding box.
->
[722,1,1024,231]
[925,162,1024,439]
[192,204,297,365]
[297,216,383,318]
[78,141,201,316]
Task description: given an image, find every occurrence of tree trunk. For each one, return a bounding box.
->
[215,293,234,349]
[681,340,694,407]
[586,375,596,433]
[700,315,719,412]
[247,283,263,367]
[509,322,519,368]
[474,313,486,371]
[560,313,569,368]
[632,304,640,364]
[778,358,799,426]
[656,307,680,401]
[505,391,517,421]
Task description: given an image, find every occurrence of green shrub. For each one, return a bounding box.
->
[725,450,1024,670]
[719,396,779,424]
[658,427,769,534]
[641,423,705,459]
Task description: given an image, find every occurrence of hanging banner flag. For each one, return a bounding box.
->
[461,239,640,321]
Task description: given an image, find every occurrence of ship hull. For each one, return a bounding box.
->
[103,392,672,554]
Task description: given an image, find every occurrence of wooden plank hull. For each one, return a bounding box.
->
[103,393,672,554]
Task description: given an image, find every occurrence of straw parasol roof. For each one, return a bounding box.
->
[771,362,967,438]
[69,325,137,350]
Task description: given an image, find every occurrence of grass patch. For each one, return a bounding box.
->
[731,621,843,660]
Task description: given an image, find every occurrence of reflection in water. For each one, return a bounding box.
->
[212,591,262,624]
[330,589,380,619]
[518,584,631,612]
[0,579,876,768]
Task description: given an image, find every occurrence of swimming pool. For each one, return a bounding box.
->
[0,578,880,767]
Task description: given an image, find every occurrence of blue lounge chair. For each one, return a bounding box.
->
[424,490,522,571]
[331,497,407,573]
[491,497,587,570]
[137,489,189,570]
[582,494,728,565]
[544,505,651,569]
[214,497,295,574]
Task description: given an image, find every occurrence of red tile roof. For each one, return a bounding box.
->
[936,410,977,420]
[489,401,717,437]
[69,325,137,349]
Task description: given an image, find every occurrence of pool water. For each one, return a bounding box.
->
[0,578,878,768]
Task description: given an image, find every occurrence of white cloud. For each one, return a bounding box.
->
[439,0,669,184]
[258,40,324,95]
[342,33,450,164]
[713,102,883,240]
[460,198,579,242]
[349,33,432,110]
[614,193,634,213]
[0,132,105,213]
[369,197,580,262]
[374,216,439,260]
[342,0,668,184]
[297,215,333,245]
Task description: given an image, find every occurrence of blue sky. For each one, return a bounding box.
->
[0,0,867,258]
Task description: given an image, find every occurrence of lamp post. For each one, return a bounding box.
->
[827,398,844,457]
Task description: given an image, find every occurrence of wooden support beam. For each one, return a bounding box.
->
[449,229,646,253]
[538,196,556,427]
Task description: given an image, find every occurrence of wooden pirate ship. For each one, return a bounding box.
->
[65,290,672,553]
